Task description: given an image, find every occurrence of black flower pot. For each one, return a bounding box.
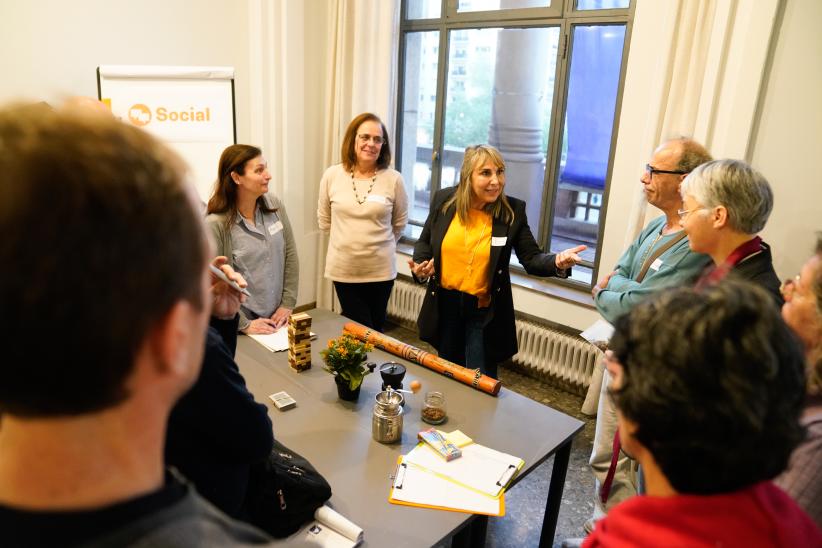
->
[335,376,361,401]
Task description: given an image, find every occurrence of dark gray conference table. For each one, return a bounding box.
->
[235,308,584,547]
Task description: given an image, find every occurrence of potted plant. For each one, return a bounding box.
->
[321,334,376,401]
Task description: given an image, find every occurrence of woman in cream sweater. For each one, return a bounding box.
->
[318,113,408,331]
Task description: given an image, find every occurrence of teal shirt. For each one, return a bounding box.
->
[595,216,711,324]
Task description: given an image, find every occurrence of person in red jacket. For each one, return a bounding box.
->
[584,281,822,547]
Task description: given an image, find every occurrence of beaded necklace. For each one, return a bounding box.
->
[351,170,377,205]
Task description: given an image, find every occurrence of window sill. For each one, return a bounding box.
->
[396,242,595,310]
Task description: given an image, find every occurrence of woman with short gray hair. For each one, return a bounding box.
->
[679,159,782,304]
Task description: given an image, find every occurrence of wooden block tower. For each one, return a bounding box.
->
[288,312,312,371]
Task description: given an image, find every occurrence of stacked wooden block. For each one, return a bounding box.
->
[288,312,312,371]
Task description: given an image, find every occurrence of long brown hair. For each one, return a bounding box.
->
[442,144,514,225]
[207,144,275,231]
[341,113,391,172]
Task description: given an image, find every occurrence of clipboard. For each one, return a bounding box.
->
[403,442,524,498]
[388,457,504,516]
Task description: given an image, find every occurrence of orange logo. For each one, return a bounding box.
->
[128,104,152,126]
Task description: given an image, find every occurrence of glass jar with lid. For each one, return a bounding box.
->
[421,391,447,425]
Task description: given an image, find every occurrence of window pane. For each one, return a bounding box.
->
[441,26,561,233]
[549,24,626,283]
[406,0,441,19]
[457,0,551,13]
[398,31,440,238]
[576,0,629,10]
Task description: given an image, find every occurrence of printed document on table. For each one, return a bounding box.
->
[389,457,504,516]
[249,329,316,352]
[403,442,523,498]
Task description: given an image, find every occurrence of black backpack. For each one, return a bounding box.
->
[246,439,333,538]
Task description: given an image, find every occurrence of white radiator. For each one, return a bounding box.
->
[387,277,427,324]
[387,278,598,391]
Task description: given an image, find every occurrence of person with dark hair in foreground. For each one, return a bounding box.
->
[0,104,273,546]
[584,282,822,547]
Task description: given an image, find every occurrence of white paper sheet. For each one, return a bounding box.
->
[249,330,316,352]
[389,457,503,516]
[579,318,614,349]
[403,442,523,498]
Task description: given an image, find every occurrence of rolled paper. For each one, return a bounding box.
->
[342,322,501,396]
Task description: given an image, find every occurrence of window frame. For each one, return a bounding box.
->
[396,0,635,290]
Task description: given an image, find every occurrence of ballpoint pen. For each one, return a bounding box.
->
[209,264,251,296]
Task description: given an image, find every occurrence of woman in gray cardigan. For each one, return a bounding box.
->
[206,144,299,333]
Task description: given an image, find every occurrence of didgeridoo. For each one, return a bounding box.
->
[342,322,501,396]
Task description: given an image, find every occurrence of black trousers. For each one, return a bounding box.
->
[333,280,394,332]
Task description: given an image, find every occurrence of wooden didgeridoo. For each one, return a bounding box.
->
[342,322,501,396]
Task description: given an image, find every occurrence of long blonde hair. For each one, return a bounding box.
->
[442,144,514,225]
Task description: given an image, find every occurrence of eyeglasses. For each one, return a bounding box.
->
[358,134,384,145]
[677,206,708,219]
[646,164,689,178]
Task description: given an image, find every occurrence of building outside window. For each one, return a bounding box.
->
[397,0,633,286]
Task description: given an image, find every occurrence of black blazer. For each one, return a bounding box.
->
[413,187,565,364]
[729,240,783,307]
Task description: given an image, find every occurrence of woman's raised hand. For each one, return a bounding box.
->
[555,245,587,270]
[408,258,435,280]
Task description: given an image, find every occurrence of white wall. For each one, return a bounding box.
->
[752,0,822,279]
[0,0,251,139]
[0,0,328,309]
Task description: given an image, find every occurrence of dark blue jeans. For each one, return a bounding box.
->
[436,288,497,379]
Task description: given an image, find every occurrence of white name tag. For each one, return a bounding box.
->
[268,220,284,236]
[650,258,663,271]
[491,236,507,247]
[366,194,387,204]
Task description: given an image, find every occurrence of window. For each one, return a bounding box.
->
[397,0,632,287]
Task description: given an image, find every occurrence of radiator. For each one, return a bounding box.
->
[387,278,599,391]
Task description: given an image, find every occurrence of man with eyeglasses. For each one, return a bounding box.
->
[584,138,713,535]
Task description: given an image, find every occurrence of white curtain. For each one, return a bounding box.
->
[627,0,718,239]
[626,0,781,242]
[315,0,400,310]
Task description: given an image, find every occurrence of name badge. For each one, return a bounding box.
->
[491,236,507,247]
[650,258,663,271]
[366,194,387,204]
[268,220,284,236]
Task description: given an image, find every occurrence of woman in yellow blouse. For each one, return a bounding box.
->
[409,145,584,379]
